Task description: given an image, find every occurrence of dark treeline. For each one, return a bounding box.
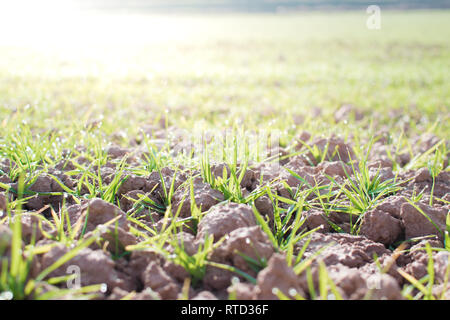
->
[75,0,450,12]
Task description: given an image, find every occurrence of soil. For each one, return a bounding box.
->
[0,132,449,300]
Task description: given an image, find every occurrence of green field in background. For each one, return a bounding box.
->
[0,11,449,143]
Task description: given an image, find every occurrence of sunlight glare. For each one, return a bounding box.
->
[0,0,189,47]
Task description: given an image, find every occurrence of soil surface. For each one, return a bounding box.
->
[0,131,449,300]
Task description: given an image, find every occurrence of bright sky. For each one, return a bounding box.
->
[0,0,186,47]
[0,0,79,44]
[0,0,76,14]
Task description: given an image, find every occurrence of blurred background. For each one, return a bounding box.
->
[77,0,450,11]
[5,1,449,13]
[0,0,449,138]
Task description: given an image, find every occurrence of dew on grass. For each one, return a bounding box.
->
[100,283,108,293]
[98,224,108,233]
[288,288,297,296]
[0,291,13,300]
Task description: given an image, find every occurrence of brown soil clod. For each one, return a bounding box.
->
[196,202,257,243]
[359,209,403,246]
[400,202,448,241]
[37,243,136,293]
[210,226,274,276]
[171,176,224,218]
[22,174,67,212]
[328,264,403,300]
[74,198,129,235]
[305,137,356,165]
[142,262,181,300]
[254,253,306,300]
[295,233,389,268]
[83,224,137,254]
[334,104,364,123]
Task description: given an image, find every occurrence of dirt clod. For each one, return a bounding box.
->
[328,264,403,300]
[305,137,356,165]
[210,226,274,276]
[38,244,135,292]
[360,209,403,246]
[171,177,224,218]
[255,253,306,300]
[142,262,181,300]
[23,175,66,212]
[192,291,218,300]
[400,202,447,241]
[295,233,389,268]
[75,198,129,235]
[196,202,257,243]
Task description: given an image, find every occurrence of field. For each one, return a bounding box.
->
[0,10,449,300]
